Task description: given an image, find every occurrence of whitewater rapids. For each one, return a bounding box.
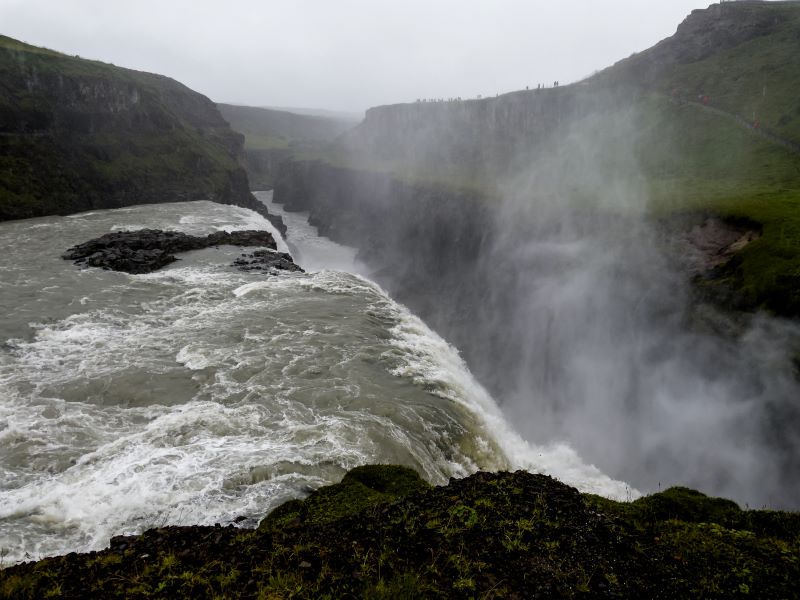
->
[0,195,632,565]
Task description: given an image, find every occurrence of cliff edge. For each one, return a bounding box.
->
[0,35,267,221]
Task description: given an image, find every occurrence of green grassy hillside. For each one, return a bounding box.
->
[613,1,800,145]
[217,103,356,151]
[313,1,800,316]
[216,103,358,188]
[0,35,254,220]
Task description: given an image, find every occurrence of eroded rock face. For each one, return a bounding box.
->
[62,229,301,275]
[685,217,761,275]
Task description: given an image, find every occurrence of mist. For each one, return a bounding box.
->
[481,101,800,508]
[323,83,800,509]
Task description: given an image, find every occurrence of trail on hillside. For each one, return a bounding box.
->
[679,97,800,155]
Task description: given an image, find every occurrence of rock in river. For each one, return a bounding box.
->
[63,229,302,274]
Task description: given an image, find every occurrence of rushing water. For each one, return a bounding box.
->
[0,194,631,565]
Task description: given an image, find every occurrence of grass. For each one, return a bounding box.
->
[0,35,66,58]
[655,4,800,144]
[633,94,800,314]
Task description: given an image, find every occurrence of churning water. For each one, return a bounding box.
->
[0,194,631,565]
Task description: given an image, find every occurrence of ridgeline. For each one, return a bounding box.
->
[0,35,272,222]
[262,1,800,317]
[216,103,358,189]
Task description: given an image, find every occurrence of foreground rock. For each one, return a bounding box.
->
[2,466,798,599]
[63,229,302,274]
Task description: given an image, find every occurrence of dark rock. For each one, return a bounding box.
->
[109,535,133,553]
[265,213,288,238]
[232,249,304,274]
[62,228,300,275]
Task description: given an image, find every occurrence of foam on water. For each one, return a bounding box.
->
[0,199,634,565]
[378,281,637,499]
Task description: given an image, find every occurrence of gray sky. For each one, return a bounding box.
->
[1,0,717,113]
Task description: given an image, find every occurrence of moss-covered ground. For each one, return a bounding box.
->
[2,465,798,599]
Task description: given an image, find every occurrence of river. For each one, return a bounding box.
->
[0,193,630,565]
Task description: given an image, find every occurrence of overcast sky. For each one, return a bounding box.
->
[1,1,718,113]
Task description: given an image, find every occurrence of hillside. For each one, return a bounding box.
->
[601,0,800,145]
[217,103,358,188]
[3,465,798,598]
[337,2,800,183]
[287,1,800,316]
[217,103,356,151]
[0,35,261,220]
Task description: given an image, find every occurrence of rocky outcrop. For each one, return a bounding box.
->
[685,217,762,275]
[233,249,303,274]
[2,465,798,598]
[0,35,280,225]
[62,229,301,274]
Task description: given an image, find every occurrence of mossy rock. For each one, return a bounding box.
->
[629,486,742,524]
[3,467,799,599]
[259,464,430,531]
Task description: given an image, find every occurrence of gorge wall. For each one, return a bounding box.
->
[273,162,492,354]
[0,35,270,222]
[217,103,359,189]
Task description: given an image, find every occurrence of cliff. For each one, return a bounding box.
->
[277,2,800,319]
[337,1,800,179]
[0,35,270,221]
[217,103,358,188]
[273,162,492,353]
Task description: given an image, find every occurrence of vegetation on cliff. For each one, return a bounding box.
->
[0,35,257,221]
[280,2,800,317]
[217,104,356,152]
[216,103,357,188]
[2,465,798,599]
